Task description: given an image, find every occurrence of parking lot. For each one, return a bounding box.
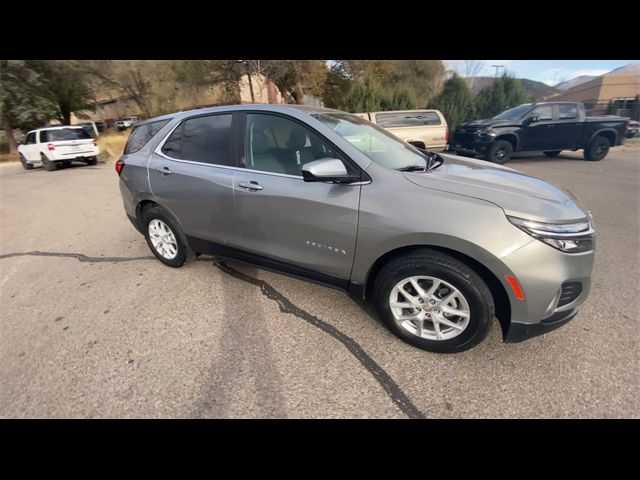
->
[1,146,638,418]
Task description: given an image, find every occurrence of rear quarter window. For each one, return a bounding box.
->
[375,112,441,128]
[124,119,171,154]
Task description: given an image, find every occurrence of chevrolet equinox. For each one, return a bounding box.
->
[117,105,595,353]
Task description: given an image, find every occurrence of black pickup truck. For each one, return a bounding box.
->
[451,102,629,164]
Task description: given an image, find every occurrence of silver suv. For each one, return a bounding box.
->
[117,105,596,353]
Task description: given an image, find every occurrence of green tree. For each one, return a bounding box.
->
[476,74,528,118]
[0,60,56,153]
[632,94,640,121]
[428,73,476,132]
[341,76,387,112]
[28,61,95,125]
[381,83,416,111]
[258,60,327,104]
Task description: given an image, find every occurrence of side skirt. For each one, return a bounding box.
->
[186,235,351,293]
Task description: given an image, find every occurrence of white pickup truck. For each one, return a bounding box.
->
[354,109,449,152]
[18,126,101,171]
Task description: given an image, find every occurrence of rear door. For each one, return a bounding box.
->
[519,105,557,150]
[148,112,241,246]
[231,112,361,283]
[552,104,582,149]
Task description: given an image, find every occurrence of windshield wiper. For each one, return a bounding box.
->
[397,165,427,172]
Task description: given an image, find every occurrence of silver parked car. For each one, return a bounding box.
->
[117,105,595,353]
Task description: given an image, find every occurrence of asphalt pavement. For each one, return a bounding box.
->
[0,147,638,418]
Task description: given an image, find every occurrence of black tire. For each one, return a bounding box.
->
[142,206,195,268]
[41,153,57,171]
[584,136,610,161]
[543,150,562,158]
[19,154,34,170]
[85,157,97,166]
[372,249,494,353]
[485,140,513,164]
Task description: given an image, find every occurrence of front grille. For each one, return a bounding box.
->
[558,282,582,307]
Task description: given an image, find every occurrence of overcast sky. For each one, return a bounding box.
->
[444,60,638,85]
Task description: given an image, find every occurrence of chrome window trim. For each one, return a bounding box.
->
[153,117,371,185]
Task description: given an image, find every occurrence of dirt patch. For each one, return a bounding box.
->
[0,153,19,163]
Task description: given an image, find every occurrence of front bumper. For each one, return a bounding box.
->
[498,235,595,342]
[504,308,578,342]
[451,136,494,155]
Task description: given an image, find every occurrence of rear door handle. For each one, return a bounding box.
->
[158,166,173,175]
[238,181,263,191]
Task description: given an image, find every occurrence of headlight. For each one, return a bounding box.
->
[476,126,495,136]
[507,216,595,253]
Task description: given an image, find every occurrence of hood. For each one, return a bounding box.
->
[404,154,588,223]
[458,118,520,129]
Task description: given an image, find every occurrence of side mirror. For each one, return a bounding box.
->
[302,158,359,183]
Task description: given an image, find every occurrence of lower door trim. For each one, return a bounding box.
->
[186,235,350,291]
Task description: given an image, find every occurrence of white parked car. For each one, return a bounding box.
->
[18,126,101,171]
[116,116,141,130]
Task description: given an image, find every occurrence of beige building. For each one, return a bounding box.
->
[547,72,639,116]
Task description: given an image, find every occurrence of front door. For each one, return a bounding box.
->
[519,104,557,150]
[148,112,240,246]
[232,112,362,283]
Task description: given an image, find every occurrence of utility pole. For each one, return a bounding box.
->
[491,65,505,77]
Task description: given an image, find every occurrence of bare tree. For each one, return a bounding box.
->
[461,60,485,92]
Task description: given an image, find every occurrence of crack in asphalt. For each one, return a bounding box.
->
[0,251,155,263]
[0,250,426,418]
[215,260,426,419]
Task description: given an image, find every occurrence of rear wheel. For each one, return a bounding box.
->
[485,140,513,164]
[41,153,57,171]
[19,154,34,170]
[372,250,494,353]
[543,150,562,158]
[142,206,195,268]
[85,156,97,166]
[584,136,610,161]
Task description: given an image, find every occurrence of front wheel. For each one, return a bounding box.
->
[142,206,195,268]
[372,250,494,353]
[485,140,513,164]
[20,154,34,170]
[584,136,610,161]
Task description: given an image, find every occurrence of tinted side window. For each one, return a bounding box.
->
[530,105,553,121]
[558,104,577,120]
[244,113,355,177]
[125,119,170,154]
[26,133,36,144]
[180,114,234,166]
[161,123,182,158]
[376,111,441,127]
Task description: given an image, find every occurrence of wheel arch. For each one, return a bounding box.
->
[588,128,617,146]
[362,244,512,338]
[495,133,519,151]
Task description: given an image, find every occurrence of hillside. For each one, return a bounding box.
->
[464,77,560,100]
[554,75,596,92]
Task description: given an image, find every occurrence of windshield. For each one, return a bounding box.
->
[492,104,533,121]
[42,128,92,142]
[313,112,429,170]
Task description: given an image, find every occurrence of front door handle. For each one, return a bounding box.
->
[158,166,173,175]
[238,181,263,191]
